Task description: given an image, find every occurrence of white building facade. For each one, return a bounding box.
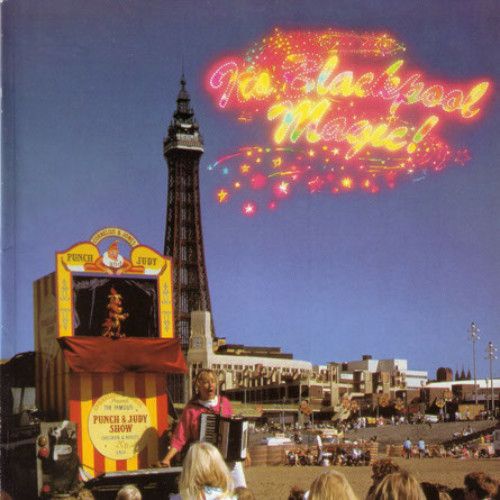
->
[184,311,428,416]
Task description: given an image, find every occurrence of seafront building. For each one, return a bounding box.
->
[185,310,431,423]
[184,310,500,424]
[424,379,500,415]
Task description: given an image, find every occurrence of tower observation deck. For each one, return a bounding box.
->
[163,75,215,353]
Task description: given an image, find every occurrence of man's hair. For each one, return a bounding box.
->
[371,458,401,483]
[234,486,256,500]
[464,472,499,500]
[421,482,441,500]
[288,486,306,500]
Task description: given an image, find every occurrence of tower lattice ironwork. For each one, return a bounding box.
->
[163,75,215,351]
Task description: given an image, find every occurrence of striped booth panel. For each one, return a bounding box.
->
[69,373,168,477]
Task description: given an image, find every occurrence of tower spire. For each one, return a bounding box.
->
[165,75,202,152]
[163,77,214,379]
[172,72,194,122]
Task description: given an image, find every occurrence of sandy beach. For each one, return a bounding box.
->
[245,421,499,499]
[245,457,500,499]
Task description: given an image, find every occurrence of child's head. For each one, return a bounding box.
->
[76,488,95,500]
[179,442,234,500]
[115,484,142,500]
[308,471,357,500]
[235,486,256,500]
[373,471,425,500]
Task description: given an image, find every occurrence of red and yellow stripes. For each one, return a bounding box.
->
[69,373,168,478]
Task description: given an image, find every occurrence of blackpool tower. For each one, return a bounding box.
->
[163,75,215,358]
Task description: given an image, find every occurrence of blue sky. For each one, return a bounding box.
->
[2,0,499,379]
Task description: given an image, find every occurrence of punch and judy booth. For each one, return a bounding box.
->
[34,227,187,478]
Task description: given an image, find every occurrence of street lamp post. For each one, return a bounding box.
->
[282,397,287,430]
[485,341,498,416]
[467,322,480,407]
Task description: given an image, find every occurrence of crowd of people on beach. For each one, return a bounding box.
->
[400,429,496,460]
[54,449,499,500]
[287,445,371,467]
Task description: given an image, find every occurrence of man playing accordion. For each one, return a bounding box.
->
[160,369,246,488]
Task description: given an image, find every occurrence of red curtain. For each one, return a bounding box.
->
[58,337,187,374]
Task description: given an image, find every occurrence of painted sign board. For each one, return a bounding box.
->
[34,228,186,476]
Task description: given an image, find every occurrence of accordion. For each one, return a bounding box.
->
[199,414,248,462]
